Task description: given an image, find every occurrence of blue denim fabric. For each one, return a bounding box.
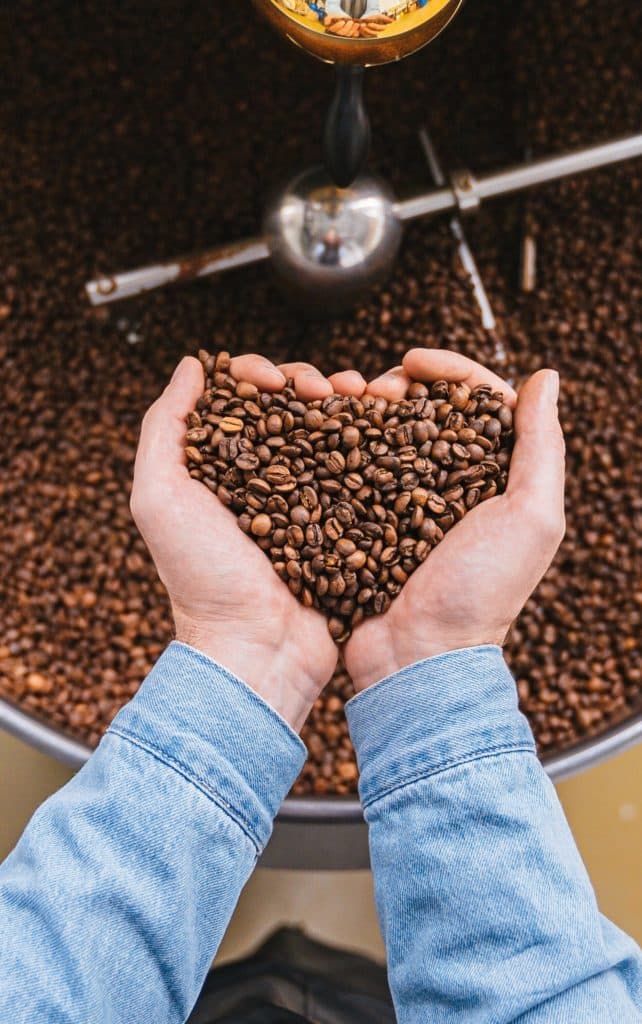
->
[0,642,306,1023]
[346,645,642,1022]
[0,642,640,1023]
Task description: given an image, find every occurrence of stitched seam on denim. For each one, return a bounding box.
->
[345,644,505,709]
[362,745,537,809]
[109,726,263,854]
[169,642,307,755]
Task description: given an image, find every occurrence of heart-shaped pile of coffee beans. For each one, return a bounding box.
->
[185,350,514,641]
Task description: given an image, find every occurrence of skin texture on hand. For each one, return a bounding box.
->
[344,349,566,692]
[130,355,366,732]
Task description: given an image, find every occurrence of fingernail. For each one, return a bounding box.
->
[267,366,285,380]
[547,370,560,404]
[304,369,323,378]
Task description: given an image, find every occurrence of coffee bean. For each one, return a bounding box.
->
[286,525,305,548]
[305,524,323,547]
[342,426,361,449]
[290,505,310,527]
[326,451,346,474]
[184,445,203,465]
[236,381,258,400]
[185,427,209,444]
[321,418,342,433]
[250,514,272,538]
[236,452,260,472]
[265,464,291,485]
[245,479,269,500]
[267,413,283,435]
[336,538,357,558]
[219,416,244,434]
[430,440,452,464]
[484,418,503,441]
[374,592,391,615]
[304,409,324,431]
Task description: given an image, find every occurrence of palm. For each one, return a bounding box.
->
[156,473,337,686]
[384,496,525,641]
[345,353,564,688]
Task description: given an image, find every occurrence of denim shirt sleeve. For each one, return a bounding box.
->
[346,645,642,1024]
[0,641,306,1024]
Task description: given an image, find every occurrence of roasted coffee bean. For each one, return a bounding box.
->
[290,505,310,527]
[345,550,367,571]
[342,426,361,449]
[326,451,346,474]
[236,381,259,400]
[324,518,344,542]
[185,427,209,444]
[336,538,357,558]
[430,440,452,464]
[267,413,283,435]
[250,514,272,538]
[236,452,260,472]
[304,409,324,431]
[219,416,244,434]
[426,493,448,515]
[286,525,305,548]
[374,592,391,615]
[305,524,323,547]
[184,446,203,465]
[321,418,342,434]
[265,464,291,485]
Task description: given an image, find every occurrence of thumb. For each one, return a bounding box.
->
[134,356,205,485]
[507,369,566,525]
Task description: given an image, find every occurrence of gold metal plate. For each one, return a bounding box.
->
[255,0,465,65]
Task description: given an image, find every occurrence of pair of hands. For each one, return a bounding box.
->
[324,14,392,38]
[131,350,565,732]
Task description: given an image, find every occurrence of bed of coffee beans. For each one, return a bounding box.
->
[186,350,513,641]
[0,0,640,795]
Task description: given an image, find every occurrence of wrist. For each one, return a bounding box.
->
[345,617,507,693]
[173,612,322,732]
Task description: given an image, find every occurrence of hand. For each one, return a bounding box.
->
[324,15,390,37]
[324,15,360,37]
[345,349,566,691]
[130,354,366,731]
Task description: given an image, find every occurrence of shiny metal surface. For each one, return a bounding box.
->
[419,127,496,331]
[2,692,641,869]
[252,0,465,67]
[395,132,642,221]
[263,165,402,312]
[85,132,642,309]
[86,239,269,307]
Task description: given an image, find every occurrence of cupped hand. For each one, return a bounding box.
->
[130,354,366,731]
[345,349,566,691]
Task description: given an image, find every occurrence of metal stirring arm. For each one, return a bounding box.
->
[395,133,642,221]
[419,128,496,332]
[86,132,642,306]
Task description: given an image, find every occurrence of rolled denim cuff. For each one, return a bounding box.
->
[346,645,536,809]
[108,641,307,852]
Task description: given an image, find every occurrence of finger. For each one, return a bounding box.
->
[277,361,334,401]
[507,370,565,524]
[229,353,286,392]
[402,349,517,407]
[328,370,367,397]
[366,366,412,401]
[134,357,204,489]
